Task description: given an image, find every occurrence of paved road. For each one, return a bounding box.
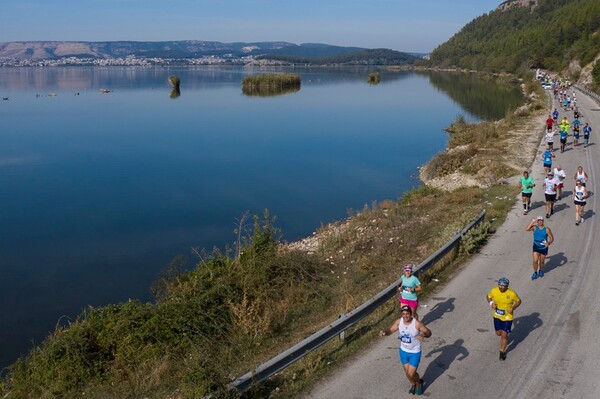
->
[303,89,600,398]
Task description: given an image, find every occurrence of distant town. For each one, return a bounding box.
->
[0,54,270,67]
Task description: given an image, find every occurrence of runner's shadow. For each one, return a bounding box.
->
[529,201,545,211]
[508,312,543,352]
[420,298,455,325]
[544,251,568,274]
[553,202,570,213]
[582,209,596,220]
[561,189,572,198]
[422,339,469,387]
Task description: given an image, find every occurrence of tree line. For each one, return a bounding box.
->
[258,48,420,66]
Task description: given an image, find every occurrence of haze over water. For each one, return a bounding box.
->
[0,66,522,367]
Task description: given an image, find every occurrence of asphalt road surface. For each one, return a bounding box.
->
[302,88,600,398]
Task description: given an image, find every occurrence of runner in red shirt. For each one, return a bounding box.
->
[545,115,554,132]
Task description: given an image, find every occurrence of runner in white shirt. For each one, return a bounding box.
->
[553,165,566,200]
[544,172,557,218]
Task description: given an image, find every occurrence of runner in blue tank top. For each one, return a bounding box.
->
[525,216,554,280]
[542,147,554,175]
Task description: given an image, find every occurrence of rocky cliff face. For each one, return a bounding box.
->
[498,0,539,12]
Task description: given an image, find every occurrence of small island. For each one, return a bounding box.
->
[368,72,381,84]
[241,73,301,96]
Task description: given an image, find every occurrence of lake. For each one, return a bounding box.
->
[0,66,522,367]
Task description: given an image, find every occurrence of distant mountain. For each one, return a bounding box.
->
[428,0,600,73]
[0,40,368,60]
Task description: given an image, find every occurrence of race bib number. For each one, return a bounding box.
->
[400,334,412,344]
[402,286,412,293]
[495,308,506,316]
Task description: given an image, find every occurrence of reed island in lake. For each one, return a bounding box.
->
[241,73,301,96]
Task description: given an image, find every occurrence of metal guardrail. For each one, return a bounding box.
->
[229,209,486,393]
[575,85,600,105]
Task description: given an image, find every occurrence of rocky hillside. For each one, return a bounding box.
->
[0,40,365,60]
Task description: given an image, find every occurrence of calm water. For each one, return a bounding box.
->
[0,66,522,367]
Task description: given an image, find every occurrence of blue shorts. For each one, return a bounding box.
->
[493,317,513,333]
[543,163,551,169]
[399,349,422,368]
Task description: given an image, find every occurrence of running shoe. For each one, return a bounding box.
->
[414,379,424,395]
[499,351,507,361]
[409,385,416,395]
[538,270,544,278]
[531,271,538,280]
[546,214,550,219]
[576,220,580,226]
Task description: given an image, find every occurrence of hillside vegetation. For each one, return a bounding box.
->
[429,0,600,75]
[258,48,420,66]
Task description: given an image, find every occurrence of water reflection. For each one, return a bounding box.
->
[422,71,523,120]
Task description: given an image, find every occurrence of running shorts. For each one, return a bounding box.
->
[400,298,419,309]
[399,349,422,368]
[493,317,513,333]
[545,193,556,202]
[533,244,548,256]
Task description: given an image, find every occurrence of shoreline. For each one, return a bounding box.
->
[291,75,548,253]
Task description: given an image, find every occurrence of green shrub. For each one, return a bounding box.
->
[592,61,600,85]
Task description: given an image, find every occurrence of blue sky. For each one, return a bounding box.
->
[1,0,501,52]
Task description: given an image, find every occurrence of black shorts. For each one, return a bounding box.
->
[547,141,554,146]
[545,193,556,202]
[574,200,586,206]
[560,137,567,144]
[522,192,532,198]
[533,245,548,256]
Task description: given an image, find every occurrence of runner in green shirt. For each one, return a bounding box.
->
[519,170,535,215]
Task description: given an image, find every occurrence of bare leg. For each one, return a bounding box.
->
[402,363,421,388]
[538,254,546,272]
[532,252,539,272]
[499,330,509,352]
[411,306,419,321]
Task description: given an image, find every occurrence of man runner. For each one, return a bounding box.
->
[519,170,535,214]
[559,124,568,153]
[380,305,432,395]
[553,165,566,200]
[486,277,521,360]
[545,114,554,132]
[572,117,581,146]
[526,216,554,280]
[583,122,592,147]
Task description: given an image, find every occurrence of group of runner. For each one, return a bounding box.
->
[381,83,594,395]
[499,85,592,362]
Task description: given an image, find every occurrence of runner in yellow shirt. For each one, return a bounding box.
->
[486,277,521,361]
